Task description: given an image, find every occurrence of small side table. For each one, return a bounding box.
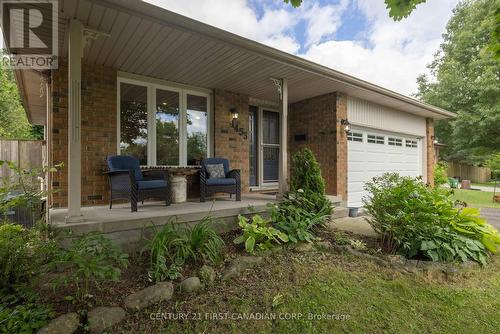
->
[140,166,200,203]
[167,167,200,203]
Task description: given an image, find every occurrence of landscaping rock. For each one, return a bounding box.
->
[124,282,174,311]
[37,312,79,334]
[223,256,263,280]
[180,277,202,293]
[88,306,126,334]
[199,265,216,285]
[386,255,406,266]
[294,242,314,252]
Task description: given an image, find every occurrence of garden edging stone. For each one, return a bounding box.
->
[124,281,174,311]
[87,306,126,334]
[180,277,202,293]
[223,256,263,280]
[37,312,80,334]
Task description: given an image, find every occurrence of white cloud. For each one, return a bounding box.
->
[300,0,459,95]
[145,0,458,96]
[301,0,349,46]
[145,0,299,51]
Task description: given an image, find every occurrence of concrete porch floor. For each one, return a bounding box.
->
[50,194,276,250]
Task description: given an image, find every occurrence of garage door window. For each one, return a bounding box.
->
[388,137,403,146]
[405,139,418,148]
[348,132,363,142]
[367,134,384,144]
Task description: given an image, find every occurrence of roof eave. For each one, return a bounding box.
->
[95,0,456,120]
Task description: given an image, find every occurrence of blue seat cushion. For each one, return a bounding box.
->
[137,180,167,190]
[206,178,236,186]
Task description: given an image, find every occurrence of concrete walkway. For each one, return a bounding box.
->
[327,208,500,238]
[481,208,500,230]
[326,216,377,237]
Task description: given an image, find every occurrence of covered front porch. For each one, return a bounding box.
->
[50,193,276,250]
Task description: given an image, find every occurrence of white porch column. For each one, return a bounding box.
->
[66,19,84,222]
[277,78,289,194]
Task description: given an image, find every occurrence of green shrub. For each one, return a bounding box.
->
[364,173,500,264]
[50,232,128,300]
[233,215,289,254]
[291,148,326,195]
[0,222,57,288]
[143,217,225,283]
[485,152,500,180]
[0,160,62,218]
[270,190,331,243]
[434,161,448,186]
[0,287,54,334]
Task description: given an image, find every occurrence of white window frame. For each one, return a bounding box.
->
[405,139,418,148]
[367,134,385,144]
[388,137,403,146]
[347,131,364,142]
[117,74,212,166]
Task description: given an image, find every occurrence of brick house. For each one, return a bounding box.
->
[10,0,454,225]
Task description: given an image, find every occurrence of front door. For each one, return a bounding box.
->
[249,107,280,187]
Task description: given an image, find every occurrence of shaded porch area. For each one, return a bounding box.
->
[49,194,275,250]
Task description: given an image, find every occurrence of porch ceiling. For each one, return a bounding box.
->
[17,0,455,125]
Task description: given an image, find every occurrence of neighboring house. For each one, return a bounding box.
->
[9,0,454,220]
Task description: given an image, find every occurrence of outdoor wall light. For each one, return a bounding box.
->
[230,107,239,130]
[340,119,351,133]
[229,107,247,139]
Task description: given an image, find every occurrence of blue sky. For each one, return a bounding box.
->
[146,0,459,96]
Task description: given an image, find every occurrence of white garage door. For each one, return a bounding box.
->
[347,128,422,207]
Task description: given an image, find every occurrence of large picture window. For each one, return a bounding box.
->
[118,77,211,166]
[156,89,180,165]
[119,83,148,165]
[186,94,208,165]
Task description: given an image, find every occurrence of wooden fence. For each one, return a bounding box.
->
[0,139,45,179]
[447,162,491,183]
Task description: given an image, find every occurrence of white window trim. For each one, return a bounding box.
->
[367,134,385,144]
[117,75,212,166]
[388,137,403,146]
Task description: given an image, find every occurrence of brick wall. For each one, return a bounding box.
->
[213,89,250,192]
[50,60,117,207]
[426,118,435,186]
[289,92,347,198]
[334,93,348,200]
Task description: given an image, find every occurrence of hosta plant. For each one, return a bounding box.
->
[234,215,289,254]
[270,190,331,243]
[364,173,500,264]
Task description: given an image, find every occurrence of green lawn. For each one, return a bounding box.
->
[115,251,500,333]
[451,189,500,208]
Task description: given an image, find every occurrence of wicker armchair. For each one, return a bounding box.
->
[200,158,241,202]
[105,155,171,212]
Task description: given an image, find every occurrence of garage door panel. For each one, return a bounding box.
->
[348,128,422,207]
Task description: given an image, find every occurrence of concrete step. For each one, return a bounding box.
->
[332,207,349,219]
[327,195,346,207]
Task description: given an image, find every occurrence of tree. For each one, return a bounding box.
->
[416,0,500,165]
[485,153,500,180]
[0,60,41,139]
[283,0,427,20]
